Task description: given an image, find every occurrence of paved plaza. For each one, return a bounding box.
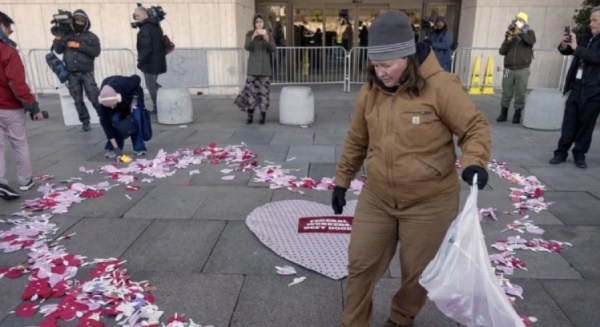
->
[1,86,600,327]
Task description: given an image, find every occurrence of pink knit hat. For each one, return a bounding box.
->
[99,85,121,107]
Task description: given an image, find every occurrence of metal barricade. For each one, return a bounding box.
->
[160,47,247,89]
[26,48,137,93]
[347,47,369,92]
[451,47,566,90]
[269,46,347,91]
[17,49,37,98]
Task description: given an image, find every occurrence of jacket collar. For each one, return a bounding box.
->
[0,29,17,48]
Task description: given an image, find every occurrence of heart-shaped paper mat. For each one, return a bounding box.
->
[246,200,358,280]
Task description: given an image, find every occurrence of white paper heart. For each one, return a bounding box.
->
[246,200,358,280]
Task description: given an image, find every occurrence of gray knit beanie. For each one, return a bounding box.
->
[368,11,416,61]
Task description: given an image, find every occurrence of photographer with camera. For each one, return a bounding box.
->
[549,7,600,169]
[51,9,101,132]
[133,6,167,115]
[0,12,43,200]
[497,12,536,124]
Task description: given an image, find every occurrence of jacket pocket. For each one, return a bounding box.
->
[415,155,442,178]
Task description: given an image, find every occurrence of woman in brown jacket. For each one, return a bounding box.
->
[331,11,492,327]
[235,13,276,125]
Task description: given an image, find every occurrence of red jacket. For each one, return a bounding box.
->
[0,40,36,110]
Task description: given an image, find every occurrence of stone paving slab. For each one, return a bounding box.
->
[0,277,37,327]
[150,129,198,144]
[308,163,337,181]
[540,280,600,327]
[124,186,209,219]
[230,274,342,327]
[44,144,106,162]
[203,221,330,277]
[228,131,275,145]
[247,162,309,188]
[370,279,460,326]
[270,188,359,206]
[525,166,600,192]
[61,218,152,260]
[286,145,336,163]
[314,132,348,145]
[508,279,575,327]
[189,130,236,145]
[121,220,226,272]
[194,186,273,221]
[67,185,154,219]
[558,247,600,280]
[247,145,290,163]
[270,131,315,146]
[459,190,564,225]
[544,192,600,225]
[36,160,112,185]
[191,164,254,187]
[538,225,600,247]
[150,272,244,327]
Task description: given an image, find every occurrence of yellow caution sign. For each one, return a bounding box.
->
[468,55,482,95]
[482,56,495,94]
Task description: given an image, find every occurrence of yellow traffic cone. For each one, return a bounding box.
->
[468,55,482,95]
[481,56,495,94]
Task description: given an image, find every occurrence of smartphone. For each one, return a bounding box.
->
[564,26,572,42]
[30,111,49,120]
[258,29,266,35]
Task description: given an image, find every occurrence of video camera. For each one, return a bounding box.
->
[131,3,167,28]
[50,10,73,36]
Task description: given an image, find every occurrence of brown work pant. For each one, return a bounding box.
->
[342,186,459,327]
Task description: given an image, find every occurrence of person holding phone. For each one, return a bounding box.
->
[235,13,276,125]
[549,6,600,169]
[0,11,42,199]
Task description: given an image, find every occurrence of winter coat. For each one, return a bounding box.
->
[335,45,491,208]
[98,75,152,142]
[136,17,167,75]
[245,13,276,77]
[0,31,39,113]
[560,28,600,102]
[52,10,101,73]
[499,26,536,69]
[430,27,454,71]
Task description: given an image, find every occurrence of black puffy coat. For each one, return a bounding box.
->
[560,28,600,102]
[52,10,101,73]
[136,18,167,75]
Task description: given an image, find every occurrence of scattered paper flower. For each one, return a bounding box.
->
[276,266,297,276]
[288,277,307,287]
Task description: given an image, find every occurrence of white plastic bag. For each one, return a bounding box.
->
[420,174,525,327]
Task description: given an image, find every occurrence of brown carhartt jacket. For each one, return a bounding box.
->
[335,51,491,208]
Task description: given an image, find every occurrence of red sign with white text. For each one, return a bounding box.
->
[297,216,354,234]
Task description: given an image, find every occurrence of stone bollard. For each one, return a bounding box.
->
[59,85,100,126]
[156,88,193,125]
[522,89,566,131]
[279,86,315,126]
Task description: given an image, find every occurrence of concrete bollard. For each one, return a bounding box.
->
[156,88,193,125]
[59,85,100,126]
[279,86,315,126]
[522,89,566,131]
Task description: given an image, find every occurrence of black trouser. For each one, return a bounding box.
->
[554,82,600,161]
[67,72,101,124]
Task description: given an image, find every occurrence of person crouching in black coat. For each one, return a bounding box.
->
[52,9,101,132]
[133,7,167,115]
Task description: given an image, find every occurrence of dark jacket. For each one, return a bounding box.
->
[136,17,167,75]
[245,13,276,77]
[52,10,101,73]
[560,28,600,102]
[499,25,536,69]
[429,24,454,71]
[0,31,39,113]
[99,75,152,141]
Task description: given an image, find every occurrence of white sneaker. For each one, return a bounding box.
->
[134,151,146,156]
[105,150,117,158]
[19,179,34,191]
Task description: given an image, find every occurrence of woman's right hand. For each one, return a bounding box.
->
[560,35,570,48]
[252,30,259,39]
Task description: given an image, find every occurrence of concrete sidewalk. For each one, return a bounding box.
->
[1,88,599,327]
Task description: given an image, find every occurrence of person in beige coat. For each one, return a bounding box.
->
[331,11,492,327]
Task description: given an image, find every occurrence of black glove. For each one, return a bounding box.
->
[423,39,432,46]
[505,30,512,40]
[24,102,41,115]
[331,186,347,215]
[462,165,489,190]
[114,148,123,157]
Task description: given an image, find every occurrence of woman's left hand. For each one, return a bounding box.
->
[569,31,577,50]
[264,34,269,42]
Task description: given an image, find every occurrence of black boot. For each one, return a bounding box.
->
[246,111,254,124]
[496,107,508,122]
[512,109,523,124]
[259,112,266,125]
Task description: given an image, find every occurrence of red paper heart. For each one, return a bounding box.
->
[145,294,155,303]
[82,191,104,198]
[15,301,37,317]
[2,235,17,242]
[209,142,216,148]
[126,185,140,192]
[0,267,23,279]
